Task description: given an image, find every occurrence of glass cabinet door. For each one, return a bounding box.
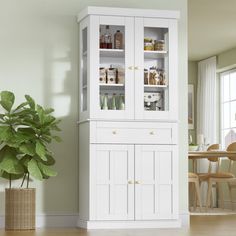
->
[79,18,89,121]
[89,16,134,120]
[135,18,178,120]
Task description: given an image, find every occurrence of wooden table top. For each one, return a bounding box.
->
[188,150,236,159]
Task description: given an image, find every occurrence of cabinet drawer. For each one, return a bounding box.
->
[92,122,177,144]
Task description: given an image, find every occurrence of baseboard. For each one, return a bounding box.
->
[0,213,78,228]
[179,211,190,227]
[77,218,181,229]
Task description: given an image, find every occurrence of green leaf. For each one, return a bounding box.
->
[45,108,54,114]
[42,155,55,166]
[36,105,45,125]
[52,136,61,142]
[13,102,28,112]
[28,159,43,181]
[0,91,15,112]
[35,141,47,161]
[0,126,13,142]
[20,143,35,156]
[0,149,24,175]
[38,162,57,177]
[25,95,35,110]
[0,170,24,180]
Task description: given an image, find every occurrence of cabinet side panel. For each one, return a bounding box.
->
[79,122,90,220]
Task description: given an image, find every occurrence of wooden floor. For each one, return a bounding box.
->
[1,216,236,236]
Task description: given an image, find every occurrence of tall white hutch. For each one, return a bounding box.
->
[78,7,180,229]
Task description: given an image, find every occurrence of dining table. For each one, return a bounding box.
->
[188,150,236,172]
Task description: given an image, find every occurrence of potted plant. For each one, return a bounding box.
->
[0,91,61,230]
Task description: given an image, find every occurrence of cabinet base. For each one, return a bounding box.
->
[77,219,181,229]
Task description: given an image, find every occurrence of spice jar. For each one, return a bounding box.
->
[99,67,106,84]
[144,69,149,85]
[144,38,154,51]
[154,40,165,51]
[149,67,158,85]
[107,65,116,84]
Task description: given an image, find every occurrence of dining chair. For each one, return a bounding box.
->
[206,142,236,211]
[197,144,220,208]
[188,172,202,211]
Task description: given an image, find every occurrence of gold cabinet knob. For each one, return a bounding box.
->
[128,66,134,70]
[112,130,117,135]
[150,131,154,135]
[134,66,139,70]
[135,181,140,184]
[128,180,134,184]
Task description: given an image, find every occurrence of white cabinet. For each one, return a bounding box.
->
[79,7,178,122]
[78,7,180,229]
[91,144,178,221]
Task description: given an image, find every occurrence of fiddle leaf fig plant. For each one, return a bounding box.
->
[0,91,61,188]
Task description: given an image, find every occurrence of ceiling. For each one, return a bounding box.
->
[188,0,236,61]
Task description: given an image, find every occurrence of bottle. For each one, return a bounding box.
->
[118,94,125,110]
[104,25,112,49]
[99,27,106,49]
[114,30,123,49]
[111,94,117,110]
[102,94,108,110]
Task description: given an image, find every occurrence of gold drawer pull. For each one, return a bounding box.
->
[134,66,139,70]
[128,180,134,184]
[112,130,117,135]
[150,131,155,135]
[135,181,140,184]
[128,66,134,70]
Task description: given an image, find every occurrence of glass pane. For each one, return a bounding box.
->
[230,72,236,100]
[223,129,232,148]
[223,103,230,129]
[99,25,125,110]
[143,27,168,111]
[230,101,236,127]
[222,74,230,102]
[82,27,88,111]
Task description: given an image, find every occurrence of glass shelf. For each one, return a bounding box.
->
[100,49,125,58]
[100,83,124,87]
[144,50,168,59]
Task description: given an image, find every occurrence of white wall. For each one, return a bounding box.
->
[0,0,188,221]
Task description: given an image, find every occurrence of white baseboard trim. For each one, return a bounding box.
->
[77,219,181,229]
[0,214,78,229]
[179,211,190,227]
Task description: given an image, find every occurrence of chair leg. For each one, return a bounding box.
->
[206,179,213,211]
[218,183,224,209]
[194,180,202,212]
[228,184,234,211]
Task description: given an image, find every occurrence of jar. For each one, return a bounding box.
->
[144,38,154,51]
[107,65,116,84]
[99,67,106,83]
[149,67,158,85]
[144,69,149,85]
[154,40,165,51]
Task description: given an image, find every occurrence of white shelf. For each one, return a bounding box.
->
[144,84,168,88]
[100,49,125,57]
[100,83,124,87]
[144,50,168,59]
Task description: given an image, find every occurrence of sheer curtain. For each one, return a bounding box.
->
[197,56,217,144]
[197,56,217,204]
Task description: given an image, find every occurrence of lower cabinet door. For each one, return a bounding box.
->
[135,145,178,220]
[91,144,135,220]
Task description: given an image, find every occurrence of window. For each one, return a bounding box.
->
[220,69,236,148]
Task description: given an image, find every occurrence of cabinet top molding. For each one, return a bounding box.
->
[77,6,180,22]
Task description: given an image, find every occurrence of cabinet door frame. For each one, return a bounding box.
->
[90,144,135,220]
[89,15,135,120]
[135,145,178,220]
[134,17,178,121]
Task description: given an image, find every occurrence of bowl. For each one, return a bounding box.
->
[188,145,198,151]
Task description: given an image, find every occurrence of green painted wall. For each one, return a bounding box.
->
[218,47,236,71]
[0,0,188,217]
